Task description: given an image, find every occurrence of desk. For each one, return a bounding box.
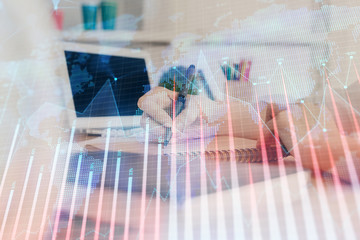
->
[53,134,360,239]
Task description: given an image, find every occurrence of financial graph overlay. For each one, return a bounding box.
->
[1,2,360,240]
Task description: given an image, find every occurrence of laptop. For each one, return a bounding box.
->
[61,42,153,135]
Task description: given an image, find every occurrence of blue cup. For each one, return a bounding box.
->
[82,5,98,30]
[101,1,117,30]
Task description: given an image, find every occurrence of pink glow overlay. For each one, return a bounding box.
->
[267,87,298,238]
[224,80,245,238]
[280,68,318,239]
[154,142,162,240]
[52,123,76,240]
[138,119,150,240]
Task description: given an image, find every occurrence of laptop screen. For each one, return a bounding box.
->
[64,50,150,117]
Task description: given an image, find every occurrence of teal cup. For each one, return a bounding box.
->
[82,4,98,30]
[101,1,117,30]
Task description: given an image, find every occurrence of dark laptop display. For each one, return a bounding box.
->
[64,51,150,117]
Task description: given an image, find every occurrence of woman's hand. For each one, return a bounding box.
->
[137,86,199,141]
[137,86,225,142]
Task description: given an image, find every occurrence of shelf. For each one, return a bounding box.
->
[62,30,174,45]
[61,29,328,49]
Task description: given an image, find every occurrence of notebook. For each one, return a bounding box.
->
[78,136,305,202]
[162,135,287,163]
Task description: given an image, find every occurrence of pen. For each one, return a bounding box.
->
[163,65,196,146]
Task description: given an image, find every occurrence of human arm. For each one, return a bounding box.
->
[259,101,360,182]
[137,84,271,141]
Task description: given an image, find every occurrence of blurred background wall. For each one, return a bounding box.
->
[58,0,320,33]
